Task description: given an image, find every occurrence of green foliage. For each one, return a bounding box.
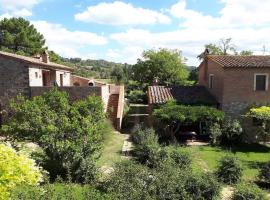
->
[105,160,220,200]
[0,17,45,55]
[165,146,192,169]
[209,123,222,145]
[221,118,243,145]
[259,161,270,184]
[133,127,163,168]
[154,102,224,124]
[0,143,43,200]
[232,183,267,200]
[154,101,224,141]
[126,89,146,103]
[185,173,221,200]
[216,155,243,184]
[104,161,152,200]
[132,48,189,85]
[11,184,114,200]
[239,50,253,56]
[247,106,270,143]
[2,89,108,183]
[205,38,237,56]
[188,66,199,83]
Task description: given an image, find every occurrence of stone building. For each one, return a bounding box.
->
[0,50,124,130]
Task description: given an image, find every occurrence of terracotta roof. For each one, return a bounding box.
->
[148,85,217,105]
[0,50,73,71]
[207,55,270,68]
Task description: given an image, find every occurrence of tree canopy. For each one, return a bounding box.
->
[0,17,46,55]
[203,38,253,57]
[2,89,108,182]
[132,48,189,86]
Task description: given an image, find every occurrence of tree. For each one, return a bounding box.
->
[205,38,237,55]
[239,50,253,56]
[0,17,45,55]
[202,38,254,58]
[246,106,270,143]
[132,48,189,86]
[2,89,108,182]
[153,101,225,142]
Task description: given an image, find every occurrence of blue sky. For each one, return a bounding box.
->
[1,0,270,65]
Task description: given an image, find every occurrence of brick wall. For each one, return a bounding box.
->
[198,59,224,104]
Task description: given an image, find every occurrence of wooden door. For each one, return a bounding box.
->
[60,74,63,86]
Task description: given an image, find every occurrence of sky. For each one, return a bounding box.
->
[1,0,270,66]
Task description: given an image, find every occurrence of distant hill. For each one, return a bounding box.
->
[56,57,130,79]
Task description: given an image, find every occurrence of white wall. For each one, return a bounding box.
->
[29,67,43,86]
[101,85,110,111]
[56,71,71,86]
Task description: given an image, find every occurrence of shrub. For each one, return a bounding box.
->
[0,143,43,199]
[2,89,108,183]
[209,123,222,145]
[104,161,152,200]
[165,146,192,169]
[126,89,146,103]
[132,127,164,167]
[232,183,267,200]
[259,161,270,184]
[11,184,114,200]
[216,155,243,184]
[185,173,221,200]
[221,118,243,145]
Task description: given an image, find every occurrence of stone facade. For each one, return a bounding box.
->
[0,56,30,109]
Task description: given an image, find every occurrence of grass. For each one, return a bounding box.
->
[95,79,113,84]
[188,144,270,181]
[97,131,127,168]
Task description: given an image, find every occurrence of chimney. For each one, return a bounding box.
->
[152,77,158,86]
[41,50,50,63]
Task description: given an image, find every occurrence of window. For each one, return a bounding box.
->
[35,72,38,78]
[254,74,268,91]
[209,74,214,89]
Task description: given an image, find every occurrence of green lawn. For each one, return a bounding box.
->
[97,131,127,168]
[188,144,270,181]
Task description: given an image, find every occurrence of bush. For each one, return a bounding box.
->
[185,173,221,200]
[0,143,43,199]
[232,183,267,200]
[2,89,108,183]
[11,184,114,200]
[216,155,243,184]
[126,89,146,103]
[133,127,163,168]
[104,158,220,200]
[259,161,270,184]
[104,161,152,200]
[165,146,192,169]
[221,118,243,145]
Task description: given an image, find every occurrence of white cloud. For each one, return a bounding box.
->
[75,1,171,25]
[0,0,40,17]
[170,0,270,28]
[32,21,107,58]
[107,0,270,65]
[110,27,270,65]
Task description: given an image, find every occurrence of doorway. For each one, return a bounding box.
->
[60,74,63,86]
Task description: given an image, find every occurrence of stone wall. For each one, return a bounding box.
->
[0,56,30,109]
